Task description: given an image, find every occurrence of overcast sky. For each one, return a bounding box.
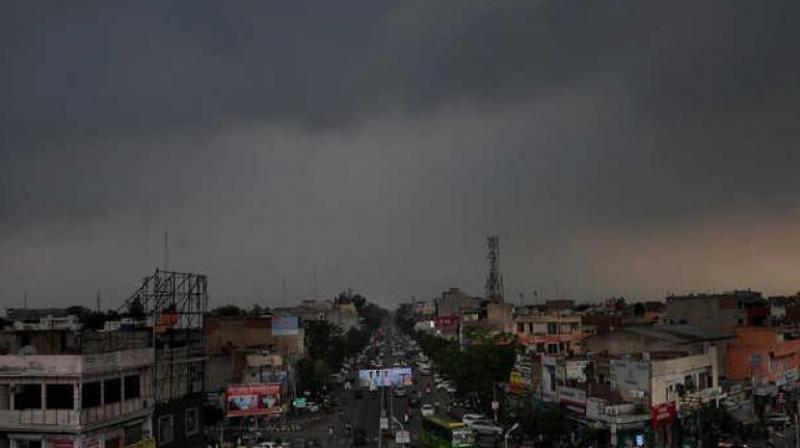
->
[2,1,799,310]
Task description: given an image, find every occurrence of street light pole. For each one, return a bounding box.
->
[392,416,406,447]
[504,422,520,448]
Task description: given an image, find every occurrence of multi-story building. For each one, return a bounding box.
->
[581,324,734,378]
[727,326,800,387]
[665,290,768,333]
[436,288,481,318]
[513,314,583,355]
[0,314,154,448]
[535,349,719,447]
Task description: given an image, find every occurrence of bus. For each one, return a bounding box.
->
[421,416,475,448]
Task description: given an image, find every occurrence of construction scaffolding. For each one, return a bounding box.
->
[121,269,208,447]
[122,269,207,403]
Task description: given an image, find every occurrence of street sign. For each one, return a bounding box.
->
[395,430,410,444]
[380,417,389,430]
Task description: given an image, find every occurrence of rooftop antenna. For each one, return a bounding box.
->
[281,276,287,306]
[313,266,318,300]
[163,230,170,271]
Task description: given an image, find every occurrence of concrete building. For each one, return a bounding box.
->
[581,324,734,378]
[727,326,800,387]
[204,316,304,393]
[665,290,768,333]
[0,317,155,448]
[436,288,481,318]
[411,301,435,318]
[513,314,583,355]
[484,302,513,333]
[534,350,719,447]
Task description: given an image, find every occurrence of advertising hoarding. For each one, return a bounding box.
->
[271,316,299,336]
[226,383,283,417]
[357,368,413,388]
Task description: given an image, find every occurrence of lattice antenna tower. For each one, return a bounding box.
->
[485,235,504,302]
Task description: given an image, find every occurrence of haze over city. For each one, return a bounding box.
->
[2,1,799,308]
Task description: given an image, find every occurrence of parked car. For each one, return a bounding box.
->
[394,386,407,397]
[420,404,435,417]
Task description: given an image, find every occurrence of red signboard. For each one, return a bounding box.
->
[651,402,676,428]
[434,316,459,331]
[226,383,283,417]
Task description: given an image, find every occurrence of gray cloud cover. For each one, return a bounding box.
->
[1,1,799,308]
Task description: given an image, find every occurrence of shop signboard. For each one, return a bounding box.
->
[651,401,676,428]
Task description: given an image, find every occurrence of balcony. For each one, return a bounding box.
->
[0,398,152,432]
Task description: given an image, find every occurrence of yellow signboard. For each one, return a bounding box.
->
[124,438,156,448]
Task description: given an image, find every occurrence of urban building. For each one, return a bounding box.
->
[512,314,583,355]
[727,326,800,387]
[582,324,734,377]
[665,290,768,333]
[0,312,155,448]
[436,288,481,318]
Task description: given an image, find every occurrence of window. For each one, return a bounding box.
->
[185,407,199,436]
[124,375,140,400]
[46,384,74,410]
[517,323,525,334]
[547,344,558,354]
[125,423,143,445]
[0,384,10,410]
[536,343,545,352]
[82,382,101,408]
[13,440,42,448]
[104,378,121,404]
[547,322,558,335]
[13,384,42,410]
[158,415,174,444]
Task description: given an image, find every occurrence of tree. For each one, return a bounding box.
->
[633,302,645,317]
[210,305,245,317]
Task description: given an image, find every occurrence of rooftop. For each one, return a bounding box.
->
[615,324,735,344]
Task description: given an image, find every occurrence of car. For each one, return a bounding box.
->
[462,414,486,426]
[254,443,289,448]
[420,404,435,417]
[466,420,503,437]
[394,386,407,397]
[408,396,421,408]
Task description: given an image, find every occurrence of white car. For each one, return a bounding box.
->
[254,442,289,448]
[462,414,486,426]
[466,420,503,437]
[420,404,435,417]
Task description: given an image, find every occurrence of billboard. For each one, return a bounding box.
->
[271,316,299,336]
[226,383,283,417]
[357,368,413,388]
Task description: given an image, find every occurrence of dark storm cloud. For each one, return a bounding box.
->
[1,1,800,306]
